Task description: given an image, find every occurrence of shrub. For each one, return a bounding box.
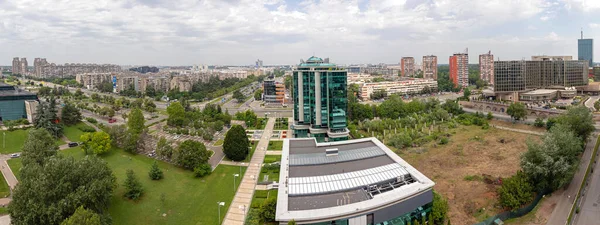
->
[439,137,449,145]
[193,163,212,178]
[124,169,143,200]
[86,117,97,124]
[498,171,533,210]
[148,161,164,180]
[254,191,268,198]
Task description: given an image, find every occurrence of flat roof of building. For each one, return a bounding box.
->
[522,89,557,95]
[276,138,435,223]
[0,83,37,98]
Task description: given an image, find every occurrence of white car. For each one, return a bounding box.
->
[10,153,20,158]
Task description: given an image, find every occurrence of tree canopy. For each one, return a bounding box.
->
[21,128,58,167]
[223,125,250,161]
[175,140,210,170]
[498,171,534,210]
[80,131,112,155]
[556,106,594,141]
[61,103,82,126]
[9,156,116,225]
[233,90,246,103]
[34,97,63,138]
[166,102,186,127]
[60,206,102,225]
[506,102,527,121]
[127,108,146,134]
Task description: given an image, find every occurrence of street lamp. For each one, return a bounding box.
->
[233,174,240,192]
[2,132,5,149]
[217,202,225,224]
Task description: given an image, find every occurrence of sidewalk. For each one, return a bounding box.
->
[491,125,545,136]
[222,117,275,225]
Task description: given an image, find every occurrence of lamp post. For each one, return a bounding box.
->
[217,201,225,224]
[233,174,240,192]
[3,132,5,149]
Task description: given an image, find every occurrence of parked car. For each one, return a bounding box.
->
[108,118,117,123]
[68,142,79,147]
[10,153,20,158]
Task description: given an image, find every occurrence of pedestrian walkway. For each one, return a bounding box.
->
[266,150,281,155]
[222,117,275,225]
[491,125,545,136]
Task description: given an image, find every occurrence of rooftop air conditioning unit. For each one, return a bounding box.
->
[325,148,338,156]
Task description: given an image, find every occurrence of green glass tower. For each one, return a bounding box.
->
[292,56,349,142]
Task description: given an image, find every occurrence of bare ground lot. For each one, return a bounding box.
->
[398,125,540,225]
[489,120,547,133]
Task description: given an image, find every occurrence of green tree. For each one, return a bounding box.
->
[463,88,471,100]
[60,206,102,225]
[442,100,463,116]
[127,108,146,134]
[556,106,595,140]
[80,131,112,155]
[99,80,113,93]
[148,161,164,180]
[377,95,406,119]
[123,131,140,154]
[233,90,246,103]
[21,128,58,167]
[487,112,493,120]
[145,85,156,97]
[144,98,156,112]
[534,117,545,127]
[156,137,173,160]
[498,171,534,210]
[124,169,143,200]
[254,89,263,101]
[223,125,250,161]
[431,191,449,225]
[288,219,297,225]
[595,101,600,111]
[370,89,387,100]
[506,102,527,121]
[61,103,82,125]
[34,98,63,138]
[175,140,210,170]
[193,163,212,178]
[167,102,186,127]
[475,79,486,89]
[9,156,116,225]
[259,197,277,222]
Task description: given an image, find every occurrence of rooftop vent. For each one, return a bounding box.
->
[325,148,338,156]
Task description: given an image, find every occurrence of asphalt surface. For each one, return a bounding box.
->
[573,134,600,225]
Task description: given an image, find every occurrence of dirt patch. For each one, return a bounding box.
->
[489,120,546,133]
[399,126,540,225]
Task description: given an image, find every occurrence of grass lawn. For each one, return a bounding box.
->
[259,164,280,183]
[59,147,247,225]
[0,129,28,154]
[263,155,281,164]
[267,141,282,151]
[273,118,288,130]
[247,118,267,130]
[63,122,95,142]
[246,189,278,225]
[7,158,22,181]
[0,206,8,215]
[214,139,224,146]
[0,172,10,198]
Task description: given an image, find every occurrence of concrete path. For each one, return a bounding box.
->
[0,215,9,225]
[265,151,281,155]
[490,125,545,136]
[220,161,250,167]
[547,136,598,225]
[222,117,275,225]
[585,95,600,111]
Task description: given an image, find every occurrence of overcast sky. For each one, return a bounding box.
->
[1,0,599,66]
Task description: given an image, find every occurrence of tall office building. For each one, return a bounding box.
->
[578,31,594,68]
[12,58,21,75]
[256,59,263,68]
[449,50,469,88]
[422,55,438,80]
[400,57,415,77]
[494,59,588,93]
[19,58,28,76]
[292,56,348,142]
[479,51,494,85]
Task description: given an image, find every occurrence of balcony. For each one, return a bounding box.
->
[327,128,350,138]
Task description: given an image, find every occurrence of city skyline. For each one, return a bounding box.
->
[0,0,599,66]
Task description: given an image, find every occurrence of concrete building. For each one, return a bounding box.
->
[578,31,594,68]
[31,59,121,79]
[115,75,139,92]
[12,58,21,75]
[449,51,469,88]
[256,59,264,68]
[359,79,438,100]
[491,59,588,101]
[531,56,572,61]
[263,79,286,104]
[292,56,349,142]
[276,138,435,225]
[479,51,494,85]
[169,76,192,92]
[0,82,38,121]
[422,55,437,80]
[400,57,415,77]
[140,76,170,93]
[75,73,113,90]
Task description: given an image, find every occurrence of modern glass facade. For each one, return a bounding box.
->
[0,83,38,121]
[292,56,349,142]
[578,39,593,68]
[302,203,433,225]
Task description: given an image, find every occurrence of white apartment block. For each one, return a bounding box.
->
[359,79,438,100]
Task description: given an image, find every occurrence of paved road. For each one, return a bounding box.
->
[585,95,600,111]
[573,133,600,225]
[547,135,598,225]
[222,117,275,225]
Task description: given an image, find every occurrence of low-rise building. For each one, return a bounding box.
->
[359,79,438,100]
[276,138,435,225]
[0,82,38,121]
[76,73,113,89]
[263,79,286,104]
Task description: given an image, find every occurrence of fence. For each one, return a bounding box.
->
[474,190,549,225]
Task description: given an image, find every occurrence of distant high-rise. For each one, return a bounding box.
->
[255,59,263,68]
[400,57,415,77]
[19,58,28,75]
[494,59,588,92]
[479,51,494,85]
[449,50,469,88]
[422,55,438,80]
[578,30,594,67]
[12,57,21,75]
[292,56,348,142]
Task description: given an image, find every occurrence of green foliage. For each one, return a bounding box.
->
[123,131,140,154]
[254,89,263,100]
[148,161,164,180]
[442,100,463,115]
[259,197,277,222]
[124,169,144,200]
[167,102,186,127]
[463,88,471,100]
[98,80,113,93]
[534,117,545,127]
[233,90,246,103]
[60,206,102,225]
[370,89,387,100]
[556,106,595,140]
[437,67,461,92]
[487,112,493,120]
[127,108,145,134]
[175,140,210,170]
[9,156,116,225]
[86,117,97,124]
[521,123,583,191]
[193,163,212,178]
[223,125,250,161]
[498,171,534,210]
[439,137,449,145]
[387,132,413,149]
[80,131,112,155]
[594,101,600,111]
[34,97,63,138]
[20,128,58,167]
[431,191,449,225]
[61,103,82,126]
[288,219,297,225]
[156,137,173,160]
[507,102,527,121]
[235,110,258,127]
[143,99,156,112]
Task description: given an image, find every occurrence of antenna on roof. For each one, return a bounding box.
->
[581,28,583,39]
